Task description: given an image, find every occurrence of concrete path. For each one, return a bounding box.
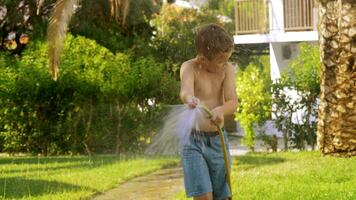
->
[92,167,184,200]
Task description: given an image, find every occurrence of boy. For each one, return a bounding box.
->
[180,24,238,200]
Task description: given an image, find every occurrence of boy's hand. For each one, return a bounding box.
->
[210,107,224,126]
[187,96,200,108]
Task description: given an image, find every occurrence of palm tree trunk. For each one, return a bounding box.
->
[317,0,356,157]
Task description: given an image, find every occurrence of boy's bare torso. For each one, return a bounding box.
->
[186,58,227,131]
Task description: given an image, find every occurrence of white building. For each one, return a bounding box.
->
[234,0,318,81]
[232,0,319,139]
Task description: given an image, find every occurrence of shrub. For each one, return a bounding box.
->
[0,34,178,155]
[235,58,271,151]
[272,43,320,150]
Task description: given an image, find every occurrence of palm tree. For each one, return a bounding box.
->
[317,0,356,157]
[47,0,130,81]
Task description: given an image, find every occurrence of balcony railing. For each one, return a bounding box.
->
[235,0,317,35]
[235,0,269,34]
[284,0,315,31]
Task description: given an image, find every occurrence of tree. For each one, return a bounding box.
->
[279,43,320,150]
[47,0,133,81]
[0,0,56,54]
[204,0,235,20]
[235,57,271,151]
[317,0,356,157]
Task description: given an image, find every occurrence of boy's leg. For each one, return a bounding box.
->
[181,135,213,198]
[193,192,213,200]
[205,132,232,200]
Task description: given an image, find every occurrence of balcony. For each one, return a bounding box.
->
[284,0,315,31]
[235,0,269,34]
[235,0,317,35]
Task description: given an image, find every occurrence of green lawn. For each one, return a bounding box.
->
[0,154,179,200]
[1,151,355,200]
[176,151,356,200]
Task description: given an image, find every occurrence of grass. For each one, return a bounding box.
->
[176,151,356,200]
[0,154,179,200]
[1,151,355,200]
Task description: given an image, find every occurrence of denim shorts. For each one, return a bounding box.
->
[180,129,231,200]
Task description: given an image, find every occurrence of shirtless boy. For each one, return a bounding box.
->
[180,24,238,200]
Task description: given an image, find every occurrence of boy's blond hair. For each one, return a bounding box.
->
[195,24,234,60]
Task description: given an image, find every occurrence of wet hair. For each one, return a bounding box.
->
[195,24,234,60]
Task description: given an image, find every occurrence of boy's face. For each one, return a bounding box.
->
[201,51,232,72]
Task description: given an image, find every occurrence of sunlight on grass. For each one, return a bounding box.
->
[0,154,179,200]
[175,151,356,200]
[233,152,356,200]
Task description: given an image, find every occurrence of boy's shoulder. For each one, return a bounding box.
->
[180,59,234,77]
[224,62,235,73]
[180,59,198,74]
[181,59,198,69]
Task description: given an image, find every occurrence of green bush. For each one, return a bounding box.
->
[69,0,161,53]
[235,58,271,151]
[0,34,178,155]
[272,43,320,150]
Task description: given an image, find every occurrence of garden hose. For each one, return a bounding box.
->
[197,104,232,197]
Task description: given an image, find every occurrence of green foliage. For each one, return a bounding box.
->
[271,81,294,150]
[204,0,235,20]
[0,34,178,155]
[272,43,320,150]
[70,0,161,54]
[151,5,229,75]
[0,0,55,54]
[235,57,271,150]
[0,0,160,55]
[256,133,278,152]
[284,43,320,94]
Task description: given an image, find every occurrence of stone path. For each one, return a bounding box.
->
[92,167,184,200]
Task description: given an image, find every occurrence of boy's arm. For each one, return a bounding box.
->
[214,63,238,115]
[180,62,199,107]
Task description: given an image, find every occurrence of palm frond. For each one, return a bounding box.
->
[36,0,45,15]
[48,0,130,80]
[121,0,129,25]
[47,0,79,81]
[109,0,130,25]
